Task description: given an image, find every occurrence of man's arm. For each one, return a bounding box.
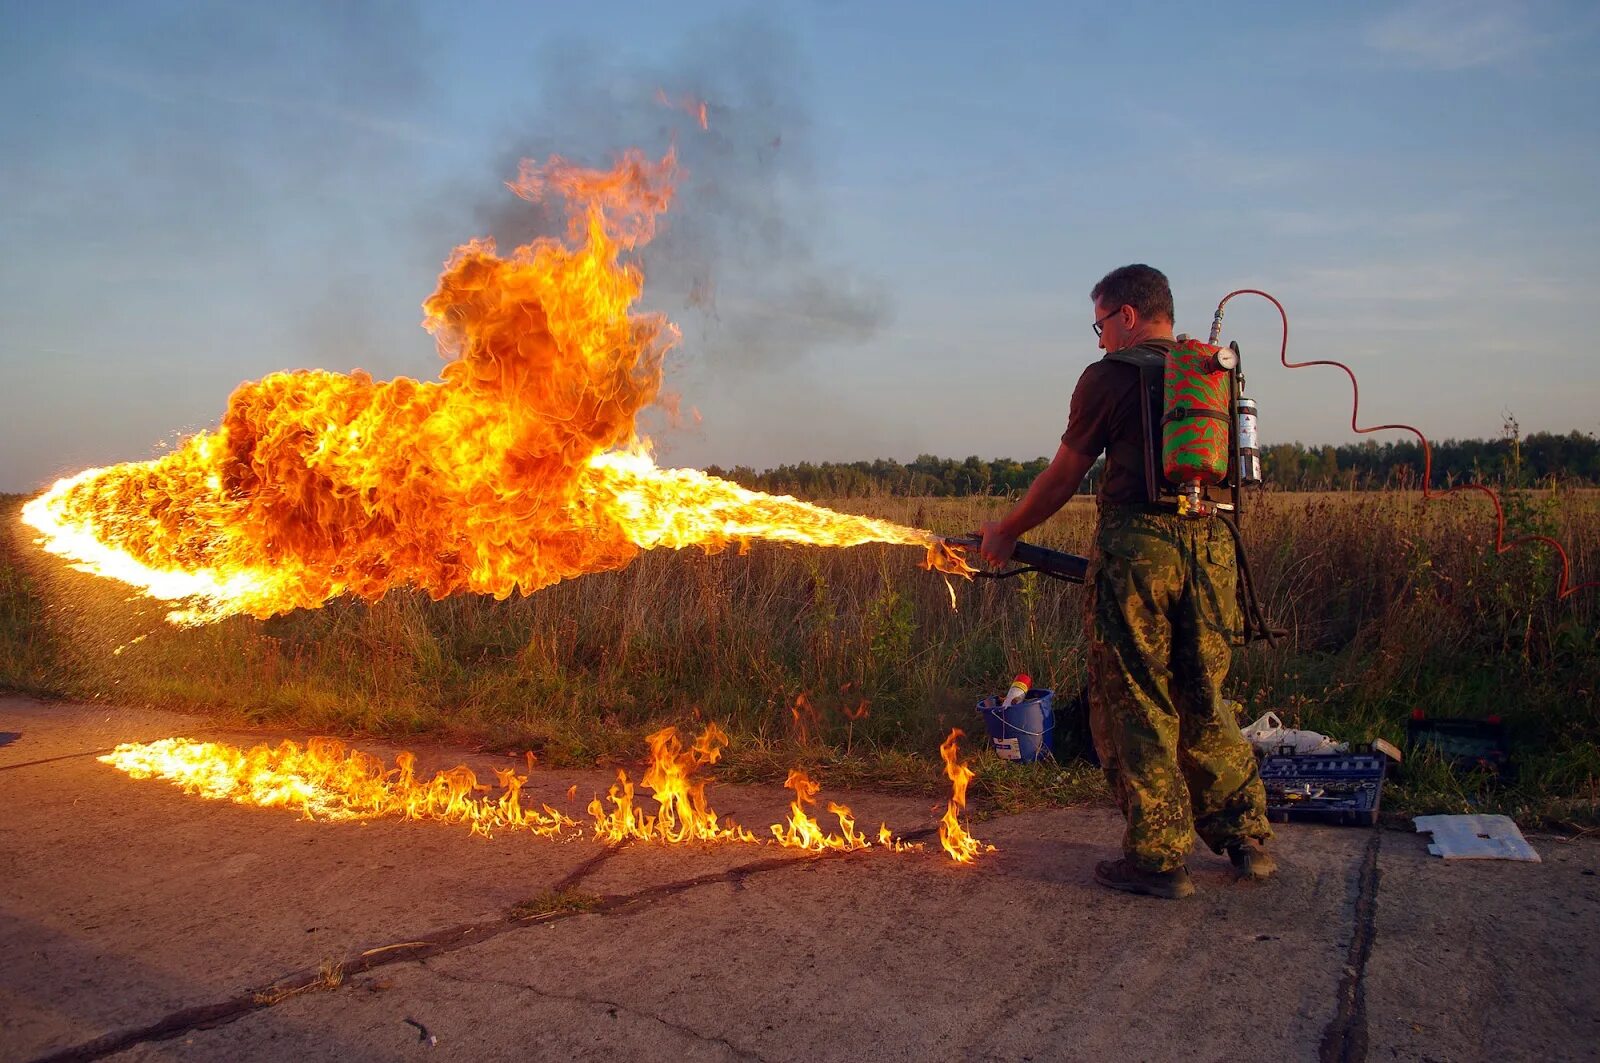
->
[979,442,1096,565]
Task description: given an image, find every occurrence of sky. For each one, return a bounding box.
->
[3,0,1598,493]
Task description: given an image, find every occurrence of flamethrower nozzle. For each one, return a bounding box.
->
[941,534,1089,584]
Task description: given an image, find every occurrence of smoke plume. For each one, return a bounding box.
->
[460,14,889,376]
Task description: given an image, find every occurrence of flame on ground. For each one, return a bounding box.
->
[21,149,969,625]
[587,723,758,843]
[100,725,948,858]
[99,736,574,838]
[769,769,870,851]
[937,729,993,863]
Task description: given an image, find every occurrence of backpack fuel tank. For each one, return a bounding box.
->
[1105,337,1240,506]
[1161,337,1234,488]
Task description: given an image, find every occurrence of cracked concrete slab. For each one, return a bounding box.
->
[0,699,623,1059]
[0,697,211,767]
[109,951,755,1063]
[4,697,1598,1063]
[568,781,944,900]
[94,814,1357,1063]
[1363,829,1600,1061]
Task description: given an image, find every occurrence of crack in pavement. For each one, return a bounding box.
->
[420,959,765,1062]
[549,838,631,893]
[0,747,118,772]
[26,832,922,1062]
[0,729,232,773]
[1318,831,1382,1063]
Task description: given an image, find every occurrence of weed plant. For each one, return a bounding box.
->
[3,489,1596,823]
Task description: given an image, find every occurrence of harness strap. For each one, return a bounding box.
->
[1103,346,1167,504]
[1161,406,1231,427]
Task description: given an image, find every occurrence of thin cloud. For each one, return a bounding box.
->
[1115,102,1309,188]
[225,91,456,150]
[74,60,454,150]
[1280,259,1583,305]
[1367,0,1549,70]
[1256,206,1466,238]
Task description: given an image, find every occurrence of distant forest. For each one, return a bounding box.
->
[705,430,1600,498]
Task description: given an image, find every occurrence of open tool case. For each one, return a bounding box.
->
[1260,751,1389,826]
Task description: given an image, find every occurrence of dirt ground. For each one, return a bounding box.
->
[2,696,1595,1063]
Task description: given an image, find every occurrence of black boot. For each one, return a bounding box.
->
[1093,858,1195,899]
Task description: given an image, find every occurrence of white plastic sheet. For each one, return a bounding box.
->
[1414,814,1541,862]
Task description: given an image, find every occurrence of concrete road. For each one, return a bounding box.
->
[2,697,1595,1063]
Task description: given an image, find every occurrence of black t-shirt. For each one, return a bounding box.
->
[1060,340,1175,506]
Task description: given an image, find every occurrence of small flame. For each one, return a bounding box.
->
[790,693,820,745]
[655,88,709,130]
[770,769,870,851]
[937,729,993,863]
[588,723,758,843]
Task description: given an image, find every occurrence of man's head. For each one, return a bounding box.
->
[1090,264,1175,351]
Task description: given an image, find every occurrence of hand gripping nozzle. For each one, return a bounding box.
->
[942,535,1089,584]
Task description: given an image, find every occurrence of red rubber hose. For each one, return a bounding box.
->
[1215,288,1597,600]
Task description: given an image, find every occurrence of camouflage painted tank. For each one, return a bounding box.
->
[1161,338,1232,487]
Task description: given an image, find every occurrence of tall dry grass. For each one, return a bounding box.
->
[3,488,1597,817]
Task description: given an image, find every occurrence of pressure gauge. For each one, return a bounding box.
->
[1214,342,1240,372]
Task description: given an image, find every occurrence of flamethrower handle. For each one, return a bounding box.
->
[944,535,1089,584]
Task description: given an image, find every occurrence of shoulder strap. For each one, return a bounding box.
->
[1102,346,1167,370]
[1100,346,1166,502]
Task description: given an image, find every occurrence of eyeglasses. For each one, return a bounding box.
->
[1092,308,1122,338]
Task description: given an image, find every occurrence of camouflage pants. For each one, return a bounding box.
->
[1085,506,1271,872]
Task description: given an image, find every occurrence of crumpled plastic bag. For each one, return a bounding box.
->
[1240,711,1348,756]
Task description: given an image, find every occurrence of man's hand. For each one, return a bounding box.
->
[975,442,1093,569]
[979,521,1017,567]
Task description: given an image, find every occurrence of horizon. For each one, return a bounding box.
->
[4,1,1599,495]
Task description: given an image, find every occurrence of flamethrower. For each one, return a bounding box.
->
[943,283,1596,638]
[939,289,1292,644]
[941,530,1285,645]
[941,535,1087,584]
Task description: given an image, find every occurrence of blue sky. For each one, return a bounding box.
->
[3,0,1598,492]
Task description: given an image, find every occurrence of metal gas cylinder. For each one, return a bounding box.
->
[1236,396,1262,485]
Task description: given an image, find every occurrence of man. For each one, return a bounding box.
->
[980,264,1274,900]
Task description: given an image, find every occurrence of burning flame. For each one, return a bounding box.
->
[99,725,948,857]
[654,88,710,130]
[937,729,992,863]
[99,736,574,838]
[587,723,758,843]
[769,769,870,851]
[21,149,969,625]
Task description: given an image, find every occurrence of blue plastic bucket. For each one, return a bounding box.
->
[976,689,1055,762]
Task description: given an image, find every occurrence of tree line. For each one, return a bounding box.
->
[704,430,1600,498]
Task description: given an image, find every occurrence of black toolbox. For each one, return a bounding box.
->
[1406,715,1512,777]
[1261,751,1389,826]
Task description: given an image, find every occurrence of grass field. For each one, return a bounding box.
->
[3,488,1597,825]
